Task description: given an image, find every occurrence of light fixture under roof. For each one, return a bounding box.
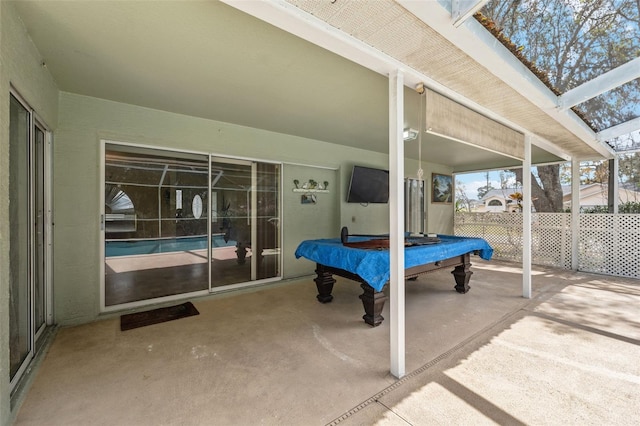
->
[403,128,418,141]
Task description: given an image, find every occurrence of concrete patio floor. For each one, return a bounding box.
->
[13,259,640,425]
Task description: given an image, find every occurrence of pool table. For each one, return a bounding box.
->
[295,235,493,326]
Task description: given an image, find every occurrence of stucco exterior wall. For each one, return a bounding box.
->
[0,2,59,424]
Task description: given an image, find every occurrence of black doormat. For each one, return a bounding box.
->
[120,302,199,331]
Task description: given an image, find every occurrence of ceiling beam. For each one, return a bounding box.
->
[222,0,572,162]
[597,117,640,142]
[397,0,614,159]
[559,57,640,110]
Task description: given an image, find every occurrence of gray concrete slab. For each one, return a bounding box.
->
[14,260,640,425]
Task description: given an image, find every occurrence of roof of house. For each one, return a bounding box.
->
[480,188,521,201]
[481,184,640,203]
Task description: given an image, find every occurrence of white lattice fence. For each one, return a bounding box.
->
[532,213,572,269]
[455,212,640,279]
[454,213,522,262]
[454,212,572,268]
[579,214,640,278]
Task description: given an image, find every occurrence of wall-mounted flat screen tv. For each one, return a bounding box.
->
[347,165,389,203]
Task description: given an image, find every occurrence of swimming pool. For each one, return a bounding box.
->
[105,235,236,257]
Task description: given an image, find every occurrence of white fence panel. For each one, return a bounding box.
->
[454,212,522,262]
[579,214,640,279]
[454,212,639,279]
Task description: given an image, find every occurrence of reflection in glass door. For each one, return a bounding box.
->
[104,144,210,306]
[209,159,281,287]
[255,162,280,280]
[210,159,253,287]
[9,94,31,385]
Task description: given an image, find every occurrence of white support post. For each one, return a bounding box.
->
[522,135,532,299]
[571,158,580,270]
[610,158,619,214]
[389,69,405,379]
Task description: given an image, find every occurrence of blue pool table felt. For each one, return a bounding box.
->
[295,235,493,292]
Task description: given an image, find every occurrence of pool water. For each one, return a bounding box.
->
[106,235,236,257]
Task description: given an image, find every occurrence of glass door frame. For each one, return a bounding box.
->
[9,88,54,394]
[33,116,54,340]
[99,140,213,312]
[100,141,283,313]
[207,155,283,293]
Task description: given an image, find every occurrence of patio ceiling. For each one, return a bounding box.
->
[12,0,633,172]
[276,0,637,153]
[271,0,638,155]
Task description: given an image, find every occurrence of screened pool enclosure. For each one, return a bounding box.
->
[102,143,281,308]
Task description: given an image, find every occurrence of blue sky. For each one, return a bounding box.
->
[454,170,516,200]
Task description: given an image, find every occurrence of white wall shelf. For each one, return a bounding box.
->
[292,188,329,193]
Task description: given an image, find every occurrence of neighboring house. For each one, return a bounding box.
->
[479,184,640,212]
[562,184,640,209]
[480,188,522,212]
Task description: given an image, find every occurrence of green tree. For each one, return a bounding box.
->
[512,165,564,212]
[618,152,640,190]
[455,180,472,212]
[480,0,640,211]
[477,171,495,199]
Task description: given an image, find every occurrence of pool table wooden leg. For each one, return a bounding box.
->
[359,283,387,327]
[451,253,472,294]
[314,264,336,303]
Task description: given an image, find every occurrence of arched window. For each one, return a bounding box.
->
[488,200,503,206]
[105,184,136,233]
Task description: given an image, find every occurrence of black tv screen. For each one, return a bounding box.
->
[347,165,389,203]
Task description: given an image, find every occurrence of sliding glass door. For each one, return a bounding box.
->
[9,94,31,384]
[103,143,281,309]
[104,145,210,306]
[33,125,47,336]
[210,159,253,287]
[209,159,281,288]
[9,92,51,392]
[254,162,280,280]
